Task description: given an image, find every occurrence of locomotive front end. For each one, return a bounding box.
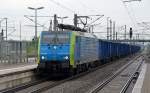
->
[38,31,71,72]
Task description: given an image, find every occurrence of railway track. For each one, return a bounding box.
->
[0,76,49,93]
[0,57,120,93]
[0,54,140,93]
[119,64,141,93]
[88,55,143,93]
[0,68,37,91]
[19,62,115,93]
[20,55,138,93]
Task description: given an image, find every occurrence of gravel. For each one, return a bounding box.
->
[43,56,134,93]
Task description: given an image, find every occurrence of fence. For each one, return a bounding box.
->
[0,39,37,64]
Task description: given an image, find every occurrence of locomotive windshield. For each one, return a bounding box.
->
[41,33,69,44]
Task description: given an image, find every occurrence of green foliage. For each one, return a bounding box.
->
[26,39,38,57]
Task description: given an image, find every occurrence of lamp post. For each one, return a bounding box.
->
[28,7,44,40]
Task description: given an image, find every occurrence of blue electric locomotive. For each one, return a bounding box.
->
[38,31,99,73]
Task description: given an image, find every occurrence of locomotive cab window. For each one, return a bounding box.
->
[41,33,70,44]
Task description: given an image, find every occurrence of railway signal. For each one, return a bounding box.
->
[129,27,133,39]
[1,29,4,36]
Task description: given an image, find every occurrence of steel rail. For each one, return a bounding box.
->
[0,73,48,93]
[88,55,141,93]
[0,78,49,93]
[30,62,113,93]
[119,58,143,93]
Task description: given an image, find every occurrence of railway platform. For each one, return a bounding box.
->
[132,55,150,93]
[0,62,37,76]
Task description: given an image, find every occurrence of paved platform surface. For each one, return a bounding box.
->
[0,62,37,75]
[132,55,150,93]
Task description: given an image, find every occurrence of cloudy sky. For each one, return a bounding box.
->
[0,0,149,40]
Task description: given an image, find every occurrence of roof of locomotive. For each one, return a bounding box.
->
[41,31,98,39]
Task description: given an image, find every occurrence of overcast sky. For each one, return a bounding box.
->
[0,0,149,40]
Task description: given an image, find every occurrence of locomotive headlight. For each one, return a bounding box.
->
[54,46,57,49]
[41,56,45,60]
[64,56,69,60]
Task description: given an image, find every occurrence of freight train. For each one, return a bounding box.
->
[37,31,140,75]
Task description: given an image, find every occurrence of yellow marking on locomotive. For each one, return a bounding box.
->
[37,36,40,64]
[70,32,76,68]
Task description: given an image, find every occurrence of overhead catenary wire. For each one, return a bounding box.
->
[76,0,103,14]
[48,0,107,32]
[120,0,138,29]
[120,0,150,40]
[129,4,139,25]
[49,0,105,24]
[24,15,49,30]
[88,15,104,25]
[49,0,76,14]
[74,1,105,24]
